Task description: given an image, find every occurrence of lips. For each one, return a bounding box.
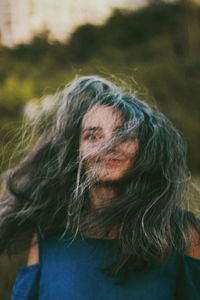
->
[104,158,122,162]
[103,155,126,161]
[102,158,125,167]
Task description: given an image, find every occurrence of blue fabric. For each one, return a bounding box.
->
[11,264,40,300]
[11,234,200,300]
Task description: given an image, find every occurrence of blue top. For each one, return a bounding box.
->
[11,233,200,300]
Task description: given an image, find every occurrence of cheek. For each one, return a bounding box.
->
[80,143,99,159]
[79,143,102,171]
[119,140,139,158]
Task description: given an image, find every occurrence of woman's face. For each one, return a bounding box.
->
[79,105,139,182]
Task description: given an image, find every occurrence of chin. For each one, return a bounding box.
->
[86,165,130,183]
[97,171,125,182]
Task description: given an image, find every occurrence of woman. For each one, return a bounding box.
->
[0,75,200,299]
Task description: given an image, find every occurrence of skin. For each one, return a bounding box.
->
[80,105,139,182]
[80,105,139,209]
[27,233,39,266]
[78,104,140,238]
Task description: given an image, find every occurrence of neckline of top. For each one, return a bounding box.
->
[76,233,117,242]
[42,232,118,243]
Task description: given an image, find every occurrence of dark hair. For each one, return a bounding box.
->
[0,75,199,283]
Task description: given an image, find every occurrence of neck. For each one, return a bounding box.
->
[89,181,119,209]
[80,181,121,239]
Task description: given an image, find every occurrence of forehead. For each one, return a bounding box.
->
[81,105,123,128]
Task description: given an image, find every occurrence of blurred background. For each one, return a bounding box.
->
[0,0,199,298]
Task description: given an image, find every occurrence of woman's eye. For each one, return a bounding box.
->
[85,134,99,141]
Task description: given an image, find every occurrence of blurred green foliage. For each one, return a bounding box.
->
[1,1,200,171]
[0,1,199,173]
[0,2,200,298]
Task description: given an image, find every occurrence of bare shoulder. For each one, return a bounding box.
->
[184,227,200,260]
[27,233,39,266]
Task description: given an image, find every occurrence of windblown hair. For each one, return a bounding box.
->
[0,75,200,282]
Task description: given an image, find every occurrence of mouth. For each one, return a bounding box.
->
[102,158,125,167]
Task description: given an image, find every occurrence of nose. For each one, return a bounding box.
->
[99,137,121,155]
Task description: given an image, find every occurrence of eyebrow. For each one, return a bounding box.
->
[81,125,124,134]
[81,126,102,134]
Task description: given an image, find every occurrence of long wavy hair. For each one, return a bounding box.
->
[0,75,199,283]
